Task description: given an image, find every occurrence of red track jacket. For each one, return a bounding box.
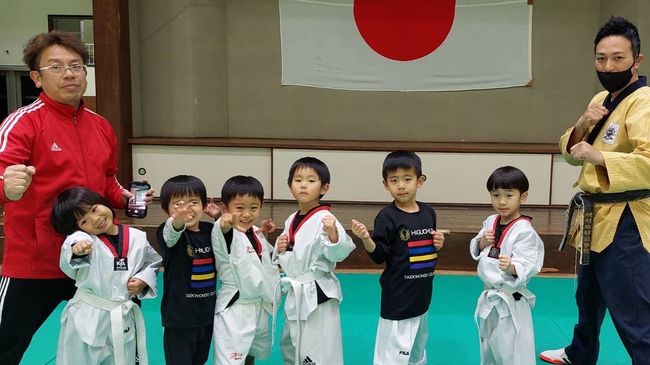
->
[0,92,125,278]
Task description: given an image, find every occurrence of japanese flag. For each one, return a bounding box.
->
[280,0,532,91]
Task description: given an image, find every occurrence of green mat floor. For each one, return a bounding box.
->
[22,273,628,364]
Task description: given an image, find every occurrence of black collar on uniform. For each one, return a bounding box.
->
[587,75,647,145]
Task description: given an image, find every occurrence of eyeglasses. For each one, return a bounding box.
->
[37,64,87,74]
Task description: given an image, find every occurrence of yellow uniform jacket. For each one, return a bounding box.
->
[559,84,650,253]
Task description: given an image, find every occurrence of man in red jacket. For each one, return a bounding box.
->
[0,31,134,365]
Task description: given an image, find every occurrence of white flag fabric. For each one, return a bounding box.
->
[279,0,532,91]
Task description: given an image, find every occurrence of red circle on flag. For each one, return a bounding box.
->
[353,0,456,62]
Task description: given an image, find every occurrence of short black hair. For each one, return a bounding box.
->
[221,175,264,206]
[160,175,208,214]
[595,16,641,58]
[382,150,423,180]
[486,166,529,193]
[51,187,113,236]
[287,157,331,185]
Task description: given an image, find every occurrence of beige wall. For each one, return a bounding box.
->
[130,0,650,144]
[133,145,581,206]
[132,145,272,198]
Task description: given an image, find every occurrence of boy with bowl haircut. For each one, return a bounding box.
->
[157,175,219,365]
[470,166,544,365]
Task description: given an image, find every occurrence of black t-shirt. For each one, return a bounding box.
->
[368,201,438,320]
[157,221,216,328]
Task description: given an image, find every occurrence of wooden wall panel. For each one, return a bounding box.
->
[93,0,133,184]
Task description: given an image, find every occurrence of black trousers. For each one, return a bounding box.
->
[565,206,650,365]
[164,325,213,365]
[0,276,76,365]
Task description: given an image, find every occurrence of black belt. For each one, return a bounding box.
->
[558,189,650,265]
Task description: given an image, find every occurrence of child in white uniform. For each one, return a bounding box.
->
[470,166,544,365]
[212,175,279,365]
[51,187,161,365]
[274,157,356,365]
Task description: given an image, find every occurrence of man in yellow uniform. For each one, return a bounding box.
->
[540,17,650,365]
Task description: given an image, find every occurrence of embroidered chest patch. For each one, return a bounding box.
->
[601,122,620,145]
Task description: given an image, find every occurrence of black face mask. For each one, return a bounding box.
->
[597,61,635,93]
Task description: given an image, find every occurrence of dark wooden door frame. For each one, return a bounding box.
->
[92,0,133,186]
